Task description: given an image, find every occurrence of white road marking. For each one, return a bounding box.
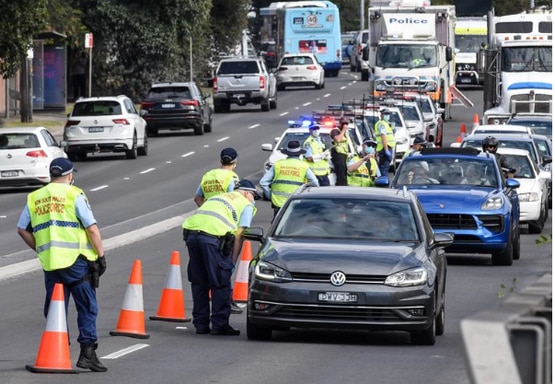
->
[123,177,130,180]
[102,344,150,359]
[248,124,260,129]
[323,93,331,97]
[302,102,312,106]
[181,152,195,158]
[0,215,7,219]
[340,86,347,90]
[90,185,108,192]
[217,136,230,142]
[279,112,289,116]
[140,168,155,174]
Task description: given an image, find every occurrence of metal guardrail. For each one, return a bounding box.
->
[461,273,552,384]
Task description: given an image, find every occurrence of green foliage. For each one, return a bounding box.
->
[536,233,552,246]
[498,277,518,298]
[0,0,48,78]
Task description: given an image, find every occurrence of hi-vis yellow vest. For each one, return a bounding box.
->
[347,155,378,187]
[332,137,349,155]
[28,183,97,271]
[200,168,239,199]
[271,158,310,207]
[374,120,396,152]
[182,191,256,236]
[303,136,329,176]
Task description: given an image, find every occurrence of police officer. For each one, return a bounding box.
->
[347,138,381,187]
[303,124,331,186]
[374,108,396,176]
[182,180,260,336]
[260,140,319,218]
[16,158,107,372]
[330,118,350,186]
[194,147,240,207]
[403,136,427,159]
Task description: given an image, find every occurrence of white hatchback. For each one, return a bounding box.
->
[0,127,67,187]
[63,95,148,161]
[275,54,325,90]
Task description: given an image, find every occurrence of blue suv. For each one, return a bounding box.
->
[391,147,520,266]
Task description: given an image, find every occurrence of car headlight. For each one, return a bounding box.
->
[375,80,387,91]
[481,197,504,210]
[518,192,539,202]
[254,261,293,282]
[385,267,427,287]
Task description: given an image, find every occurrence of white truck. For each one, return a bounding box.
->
[454,17,487,86]
[366,4,459,113]
[482,11,552,125]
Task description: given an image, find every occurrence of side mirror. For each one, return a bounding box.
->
[374,175,390,187]
[241,226,265,243]
[261,143,273,151]
[446,46,453,62]
[542,155,552,165]
[431,232,454,250]
[505,178,520,189]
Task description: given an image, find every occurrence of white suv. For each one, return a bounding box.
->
[63,95,148,161]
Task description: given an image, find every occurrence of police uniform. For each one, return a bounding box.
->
[195,148,240,204]
[182,181,259,336]
[330,123,350,186]
[374,111,396,176]
[347,155,380,187]
[16,158,107,372]
[303,125,331,186]
[259,141,319,218]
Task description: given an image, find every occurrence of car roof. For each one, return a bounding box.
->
[0,126,48,133]
[75,95,127,103]
[150,82,194,87]
[293,185,414,202]
[495,147,532,157]
[463,132,536,142]
[509,113,552,121]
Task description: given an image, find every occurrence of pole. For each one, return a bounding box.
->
[88,47,92,97]
[190,36,193,82]
[360,0,365,31]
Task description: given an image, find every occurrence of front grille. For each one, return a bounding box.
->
[477,215,504,233]
[427,214,477,229]
[276,305,403,321]
[290,272,387,284]
[511,94,552,114]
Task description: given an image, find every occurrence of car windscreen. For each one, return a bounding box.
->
[508,119,552,139]
[72,101,122,116]
[401,105,420,121]
[217,61,259,74]
[502,154,535,179]
[147,87,190,99]
[274,198,419,241]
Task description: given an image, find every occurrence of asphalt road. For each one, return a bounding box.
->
[0,71,551,384]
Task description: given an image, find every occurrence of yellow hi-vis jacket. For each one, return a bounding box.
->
[182,191,256,236]
[303,136,330,176]
[374,120,396,152]
[271,158,310,208]
[347,155,378,187]
[200,168,239,199]
[28,183,97,271]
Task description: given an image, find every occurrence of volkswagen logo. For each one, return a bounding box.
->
[330,271,346,287]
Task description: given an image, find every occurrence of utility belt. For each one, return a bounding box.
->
[68,254,101,288]
[183,229,235,256]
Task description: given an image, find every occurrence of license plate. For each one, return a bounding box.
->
[460,78,472,83]
[233,94,245,98]
[88,127,104,133]
[1,171,19,177]
[161,103,175,108]
[318,292,357,303]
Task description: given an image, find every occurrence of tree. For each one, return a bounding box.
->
[0,0,48,78]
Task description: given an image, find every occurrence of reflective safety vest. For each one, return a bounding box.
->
[332,137,349,155]
[303,136,329,176]
[28,183,97,271]
[347,155,378,187]
[200,168,239,199]
[182,191,256,236]
[271,158,310,208]
[374,120,396,152]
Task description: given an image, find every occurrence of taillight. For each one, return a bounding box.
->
[112,118,130,125]
[64,120,80,129]
[259,75,265,90]
[141,102,155,109]
[26,150,48,158]
[278,66,289,71]
[357,44,363,54]
[213,77,218,91]
[323,119,335,127]
[306,65,317,70]
[336,49,341,59]
[180,100,199,107]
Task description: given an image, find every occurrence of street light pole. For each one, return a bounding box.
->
[360,0,365,31]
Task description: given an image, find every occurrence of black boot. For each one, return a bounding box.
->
[76,343,107,372]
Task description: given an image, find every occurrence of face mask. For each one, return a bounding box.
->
[383,115,390,122]
[364,147,375,155]
[311,130,320,138]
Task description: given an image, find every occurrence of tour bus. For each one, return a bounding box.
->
[260,1,342,77]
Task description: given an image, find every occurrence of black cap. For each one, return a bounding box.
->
[220,147,238,165]
[236,179,261,200]
[308,124,320,131]
[281,140,306,156]
[50,158,76,177]
[362,137,378,147]
[413,136,427,145]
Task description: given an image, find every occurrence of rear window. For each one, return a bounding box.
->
[147,86,191,99]
[217,61,259,75]
[73,101,122,116]
[0,133,39,149]
[281,56,314,65]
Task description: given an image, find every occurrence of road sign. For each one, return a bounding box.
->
[85,33,94,49]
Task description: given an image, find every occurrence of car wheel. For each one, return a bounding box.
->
[528,210,544,234]
[204,117,212,133]
[435,291,446,336]
[277,84,285,91]
[411,316,436,345]
[246,315,272,340]
[147,128,158,137]
[491,228,513,266]
[194,123,204,136]
[321,81,325,89]
[512,226,521,260]
[68,152,78,162]
[315,83,321,90]
[261,98,270,112]
[214,102,223,114]
[137,134,148,156]
[126,134,138,159]
[270,94,277,110]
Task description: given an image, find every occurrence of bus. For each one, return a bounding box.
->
[261,1,342,77]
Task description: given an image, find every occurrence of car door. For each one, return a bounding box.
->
[40,129,67,159]
[124,99,145,138]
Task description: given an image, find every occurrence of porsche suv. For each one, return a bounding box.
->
[140,82,213,136]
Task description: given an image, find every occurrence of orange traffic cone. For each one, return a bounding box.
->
[110,260,150,339]
[232,241,253,303]
[459,123,467,141]
[26,283,79,374]
[150,251,191,323]
[472,113,480,129]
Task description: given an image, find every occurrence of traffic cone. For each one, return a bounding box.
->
[150,251,191,323]
[459,123,467,141]
[26,283,79,374]
[232,241,253,303]
[110,259,150,339]
[472,113,480,129]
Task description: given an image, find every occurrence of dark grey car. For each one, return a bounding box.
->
[243,186,453,345]
[140,82,213,136]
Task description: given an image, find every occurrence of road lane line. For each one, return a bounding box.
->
[248,124,260,129]
[302,102,312,106]
[181,152,195,158]
[90,185,108,192]
[102,344,150,359]
[217,136,230,142]
[323,93,331,97]
[140,168,155,174]
[280,112,289,116]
